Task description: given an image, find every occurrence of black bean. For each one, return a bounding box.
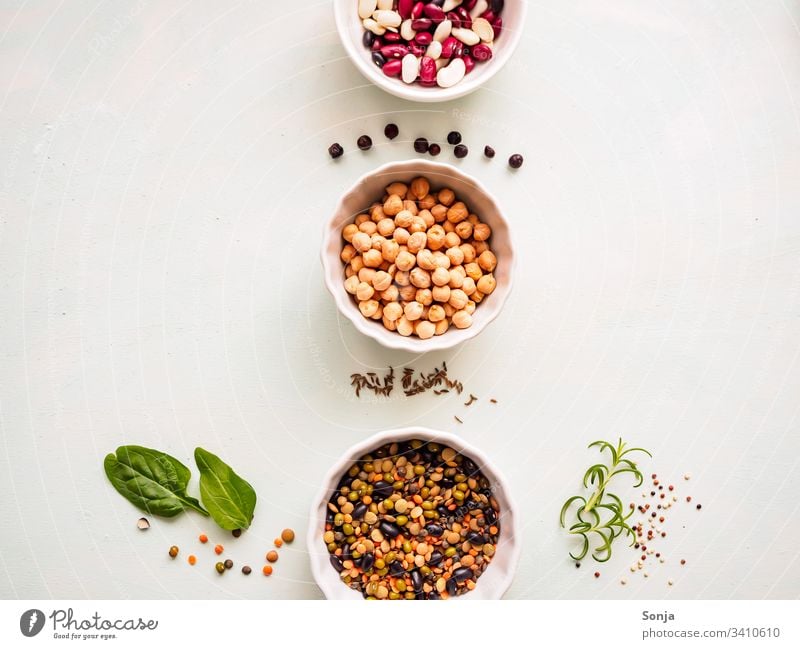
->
[384,123,399,139]
[463,459,479,475]
[439,479,454,490]
[379,521,401,538]
[491,0,505,13]
[432,0,446,5]
[428,550,444,566]
[447,130,462,145]
[389,561,405,577]
[373,481,393,500]
[454,144,468,158]
[342,544,352,562]
[466,531,486,546]
[484,145,495,158]
[485,508,497,525]
[357,135,372,151]
[427,591,441,600]
[446,577,458,595]
[361,552,375,572]
[410,569,424,593]
[327,143,343,159]
[362,30,375,49]
[414,137,429,153]
[428,143,441,156]
[453,566,474,583]
[329,555,344,572]
[425,523,444,537]
[352,502,368,521]
[325,510,335,523]
[437,505,450,517]
[509,153,524,169]
[371,51,386,68]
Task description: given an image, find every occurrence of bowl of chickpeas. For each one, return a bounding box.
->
[322,159,515,352]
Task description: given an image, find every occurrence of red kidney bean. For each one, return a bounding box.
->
[481,10,495,23]
[414,31,433,45]
[419,56,437,84]
[409,42,425,57]
[441,36,461,58]
[447,11,462,28]
[491,16,502,38]
[380,44,409,58]
[423,4,446,22]
[383,31,402,43]
[462,53,475,73]
[471,43,492,61]
[412,2,425,19]
[371,38,383,52]
[411,17,432,30]
[465,0,478,10]
[382,59,403,77]
[398,0,414,20]
[491,0,505,13]
[455,7,472,29]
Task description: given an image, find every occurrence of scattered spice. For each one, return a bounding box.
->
[242,565,252,575]
[199,533,208,543]
[281,529,295,544]
[168,546,179,559]
[266,551,279,563]
[428,142,441,156]
[188,555,196,565]
[696,504,702,510]
[350,367,395,397]
[464,394,478,407]
[214,544,224,555]
[594,572,600,578]
[137,517,150,531]
[274,538,283,548]
[232,529,242,538]
[490,398,497,404]
[215,561,225,574]
[454,415,463,424]
[401,362,463,397]
[224,559,233,570]
[508,154,524,169]
[262,565,273,576]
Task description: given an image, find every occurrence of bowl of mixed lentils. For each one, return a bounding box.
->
[307,427,521,599]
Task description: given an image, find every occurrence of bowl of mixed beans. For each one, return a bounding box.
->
[308,427,521,599]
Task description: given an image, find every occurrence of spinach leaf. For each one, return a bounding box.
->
[194,447,256,530]
[104,445,208,518]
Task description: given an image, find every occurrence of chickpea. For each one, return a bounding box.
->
[345,265,355,278]
[358,267,377,284]
[446,246,465,266]
[452,310,473,329]
[444,232,461,249]
[438,188,455,206]
[380,285,399,302]
[435,318,449,336]
[393,227,410,245]
[396,316,414,337]
[403,200,419,216]
[468,214,480,225]
[461,277,477,296]
[446,201,469,224]
[370,304,384,320]
[385,182,408,199]
[409,216,427,234]
[415,320,435,340]
[363,249,383,268]
[477,250,497,272]
[395,251,416,272]
[354,213,369,226]
[383,302,403,322]
[373,270,393,292]
[442,220,455,234]
[382,316,397,331]
[460,243,476,263]
[342,223,359,242]
[350,256,364,272]
[394,210,414,229]
[404,301,424,321]
[398,284,417,302]
[455,221,473,240]
[464,300,476,315]
[352,231,372,253]
[473,240,489,255]
[356,282,374,301]
[381,239,399,262]
[443,303,456,317]
[344,275,359,294]
[448,266,466,288]
[371,234,386,250]
[359,300,380,318]
[432,285,451,303]
[419,209,435,228]
[471,290,485,303]
[394,270,411,287]
[431,204,448,222]
[341,244,357,263]
[415,288,433,306]
[383,194,403,216]
[465,262,483,281]
[472,222,491,241]
[410,177,430,200]
[449,289,468,310]
[428,304,446,322]
[359,220,377,235]
[377,218,396,237]
[416,249,436,271]
[432,251,450,269]
[431,267,450,286]
[410,268,431,289]
[407,231,427,254]
[369,204,385,221]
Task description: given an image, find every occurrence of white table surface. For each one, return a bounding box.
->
[1,0,799,600]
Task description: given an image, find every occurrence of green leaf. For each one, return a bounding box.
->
[104,445,208,517]
[194,447,256,530]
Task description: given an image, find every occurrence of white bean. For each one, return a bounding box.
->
[433,19,452,43]
[452,27,480,46]
[362,18,386,35]
[442,0,463,12]
[358,0,378,21]
[425,40,443,60]
[469,0,489,20]
[400,19,416,41]
[374,10,402,28]
[436,57,466,88]
[376,0,393,10]
[471,17,494,43]
[402,53,420,84]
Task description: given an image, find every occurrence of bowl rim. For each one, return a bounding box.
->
[320,158,516,353]
[332,0,528,103]
[306,426,523,599]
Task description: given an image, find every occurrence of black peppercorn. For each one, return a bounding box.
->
[357,135,372,151]
[414,137,429,153]
[447,130,462,145]
[454,144,468,158]
[328,143,343,159]
[384,123,399,139]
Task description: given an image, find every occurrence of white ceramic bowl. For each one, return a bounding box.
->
[322,159,515,352]
[333,0,528,102]
[307,427,521,599]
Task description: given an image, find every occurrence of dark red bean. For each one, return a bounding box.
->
[419,56,436,84]
[384,123,399,139]
[415,31,433,45]
[372,51,386,68]
[508,153,523,169]
[328,143,343,159]
[423,4,446,22]
[454,144,468,158]
[412,2,425,19]
[357,135,372,151]
[484,145,495,158]
[447,11,462,28]
[455,7,472,29]
[491,0,505,13]
[380,44,409,59]
[481,10,495,24]
[428,143,441,155]
[411,18,432,30]
[382,59,403,77]
[371,38,383,52]
[441,36,460,58]
[398,0,414,19]
[465,0,478,10]
[491,16,502,38]
[472,43,492,61]
[383,31,402,43]
[409,43,425,57]
[447,131,462,144]
[462,54,475,73]
[362,30,375,49]
[414,137,429,153]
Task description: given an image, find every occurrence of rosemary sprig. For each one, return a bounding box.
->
[559,438,651,563]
